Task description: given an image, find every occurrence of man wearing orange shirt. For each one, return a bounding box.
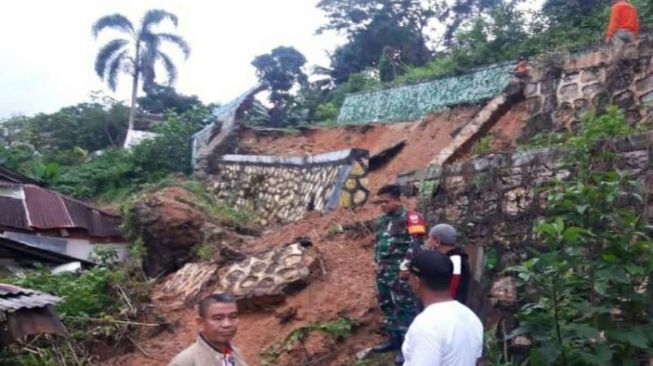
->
[605,0,640,49]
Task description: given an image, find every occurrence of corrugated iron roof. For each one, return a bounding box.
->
[64,198,122,237]
[0,284,61,312]
[0,178,123,239]
[0,166,44,186]
[0,237,92,266]
[23,185,74,230]
[0,196,28,229]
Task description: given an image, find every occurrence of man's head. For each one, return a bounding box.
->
[426,224,457,251]
[197,293,239,346]
[375,184,402,214]
[408,250,453,300]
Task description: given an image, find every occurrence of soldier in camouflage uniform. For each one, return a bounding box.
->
[372,184,426,365]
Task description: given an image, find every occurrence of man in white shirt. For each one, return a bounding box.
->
[402,250,483,366]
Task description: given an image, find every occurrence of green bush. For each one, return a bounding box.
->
[53,106,210,201]
[0,253,150,365]
[507,108,653,364]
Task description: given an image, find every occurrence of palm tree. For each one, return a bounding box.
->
[92,9,190,130]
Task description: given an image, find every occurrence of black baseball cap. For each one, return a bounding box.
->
[409,250,453,290]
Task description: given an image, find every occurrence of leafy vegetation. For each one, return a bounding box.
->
[473,135,494,156]
[0,249,152,365]
[261,318,358,365]
[0,98,211,202]
[505,108,653,364]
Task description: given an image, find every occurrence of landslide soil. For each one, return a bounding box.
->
[239,106,481,193]
[104,104,527,366]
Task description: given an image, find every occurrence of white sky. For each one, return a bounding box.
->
[0,0,344,118]
[0,0,546,119]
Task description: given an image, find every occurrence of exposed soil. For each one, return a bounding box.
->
[239,106,481,193]
[105,206,385,366]
[456,100,529,163]
[103,103,528,366]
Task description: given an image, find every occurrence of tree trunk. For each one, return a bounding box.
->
[128,70,139,131]
[128,44,141,131]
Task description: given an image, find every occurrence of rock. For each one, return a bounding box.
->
[489,277,517,308]
[126,185,246,277]
[129,187,207,276]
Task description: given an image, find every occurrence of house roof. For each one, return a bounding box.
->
[0,166,44,186]
[0,179,123,239]
[0,237,92,266]
[0,283,61,313]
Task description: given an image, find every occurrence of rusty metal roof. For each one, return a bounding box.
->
[0,284,61,312]
[0,196,28,229]
[0,180,122,238]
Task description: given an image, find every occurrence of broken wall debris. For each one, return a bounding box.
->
[192,83,268,178]
[214,241,320,309]
[208,149,370,225]
[156,241,320,310]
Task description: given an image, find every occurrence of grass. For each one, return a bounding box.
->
[261,318,359,365]
[473,135,494,156]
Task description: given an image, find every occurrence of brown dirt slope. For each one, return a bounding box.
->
[104,104,529,366]
[240,106,480,193]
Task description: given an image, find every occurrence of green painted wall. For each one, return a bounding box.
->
[337,64,514,124]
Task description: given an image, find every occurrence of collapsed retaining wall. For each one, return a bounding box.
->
[207,149,369,225]
[337,63,515,124]
[192,83,267,179]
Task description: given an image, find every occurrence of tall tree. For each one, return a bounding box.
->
[92,9,190,130]
[252,46,308,126]
[437,0,502,47]
[137,84,201,115]
[317,0,436,83]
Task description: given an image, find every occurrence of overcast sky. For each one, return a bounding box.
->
[0,0,344,118]
[0,1,547,119]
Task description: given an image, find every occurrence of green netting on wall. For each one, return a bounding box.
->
[337,64,514,124]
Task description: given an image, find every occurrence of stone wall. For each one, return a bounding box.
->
[337,63,515,124]
[524,37,653,133]
[398,132,653,319]
[207,149,369,225]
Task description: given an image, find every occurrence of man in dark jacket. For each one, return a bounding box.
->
[426,224,470,304]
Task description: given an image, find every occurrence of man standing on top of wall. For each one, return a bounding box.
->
[371,184,426,365]
[605,0,640,49]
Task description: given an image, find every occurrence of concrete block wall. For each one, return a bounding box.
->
[399,132,653,319]
[524,37,653,132]
[208,149,369,225]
